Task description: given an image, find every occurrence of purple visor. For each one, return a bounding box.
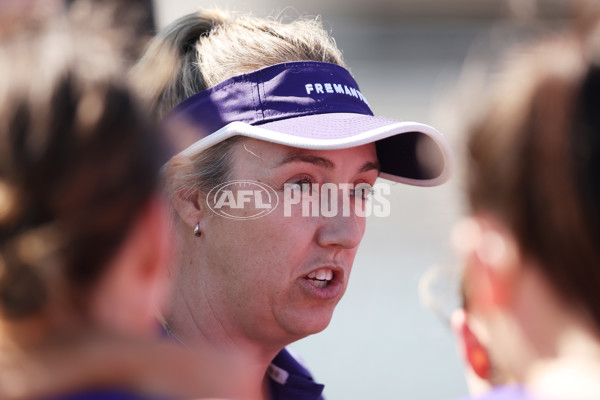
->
[164,61,452,186]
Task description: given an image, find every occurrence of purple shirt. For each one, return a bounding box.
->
[268,348,325,400]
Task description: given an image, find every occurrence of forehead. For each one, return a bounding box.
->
[231,137,378,169]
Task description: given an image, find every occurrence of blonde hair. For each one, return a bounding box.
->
[132,9,347,119]
[133,9,348,202]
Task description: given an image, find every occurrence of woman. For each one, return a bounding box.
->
[134,9,453,400]
[450,24,600,400]
[0,17,244,400]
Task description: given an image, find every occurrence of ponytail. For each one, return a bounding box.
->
[131,9,230,119]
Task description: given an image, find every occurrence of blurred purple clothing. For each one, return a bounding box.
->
[461,385,540,400]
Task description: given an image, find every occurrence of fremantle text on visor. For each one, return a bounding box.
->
[206,180,392,220]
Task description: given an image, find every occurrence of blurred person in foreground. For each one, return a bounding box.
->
[0,19,247,400]
[448,21,600,400]
[1,0,155,64]
[132,9,453,400]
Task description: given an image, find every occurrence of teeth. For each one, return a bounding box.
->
[306,268,333,281]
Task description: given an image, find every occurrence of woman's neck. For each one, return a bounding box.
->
[527,326,600,399]
[163,302,280,400]
[517,268,600,398]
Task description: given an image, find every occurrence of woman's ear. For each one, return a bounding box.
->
[164,155,204,230]
[90,196,172,336]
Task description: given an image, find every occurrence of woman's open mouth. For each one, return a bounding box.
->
[305,268,334,289]
[299,266,344,300]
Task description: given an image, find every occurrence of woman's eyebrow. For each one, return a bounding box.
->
[277,153,335,169]
[277,152,380,174]
[359,161,380,173]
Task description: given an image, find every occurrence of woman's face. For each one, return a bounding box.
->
[189,138,378,347]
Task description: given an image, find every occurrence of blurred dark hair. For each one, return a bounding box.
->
[466,29,600,327]
[0,21,164,319]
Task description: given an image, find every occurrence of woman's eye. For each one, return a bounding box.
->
[286,175,314,194]
[296,176,312,185]
[351,183,373,200]
[294,176,313,192]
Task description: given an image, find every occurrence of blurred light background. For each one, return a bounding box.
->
[153,1,575,399]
